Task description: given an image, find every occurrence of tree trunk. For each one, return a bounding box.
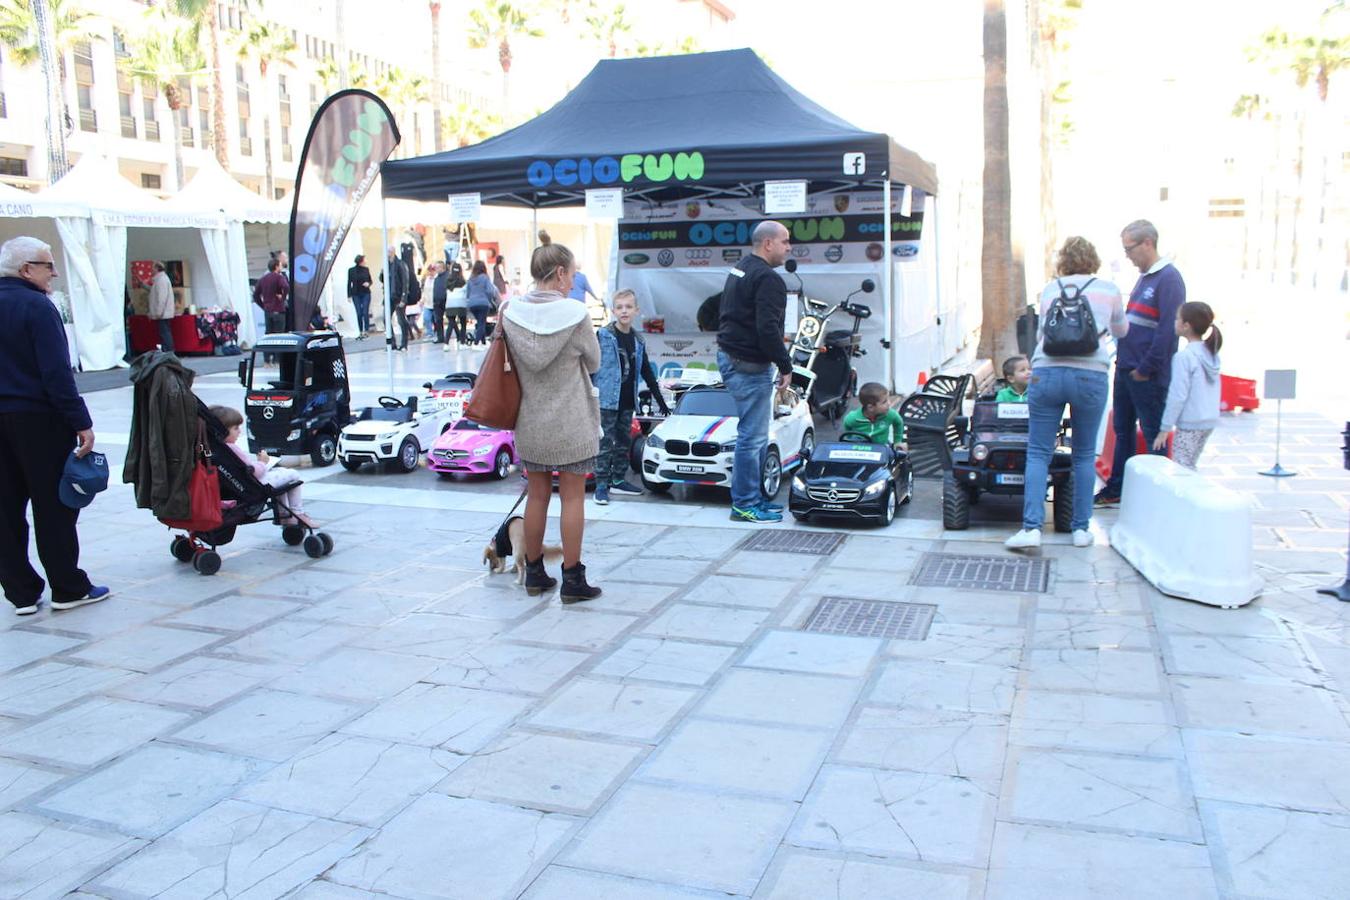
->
[170,101,186,191]
[1290,111,1305,285]
[430,2,443,151]
[32,0,68,182]
[209,8,229,170]
[263,109,275,198]
[979,0,1018,364]
[1032,0,1057,283]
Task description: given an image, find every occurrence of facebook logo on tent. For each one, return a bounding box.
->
[843,153,866,176]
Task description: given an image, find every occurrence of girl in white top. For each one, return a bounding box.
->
[1154,301,1222,469]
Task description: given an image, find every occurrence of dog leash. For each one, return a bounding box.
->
[494,483,529,531]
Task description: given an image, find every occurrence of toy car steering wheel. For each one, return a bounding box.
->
[377,396,404,410]
[839,431,874,443]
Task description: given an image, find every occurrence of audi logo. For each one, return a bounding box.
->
[685,249,713,260]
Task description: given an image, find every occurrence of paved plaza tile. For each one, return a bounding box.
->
[525,678,697,742]
[0,697,191,768]
[342,682,533,751]
[755,849,980,899]
[0,812,141,899]
[590,635,738,685]
[637,717,833,799]
[0,661,138,717]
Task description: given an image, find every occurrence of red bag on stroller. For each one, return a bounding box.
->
[161,421,223,532]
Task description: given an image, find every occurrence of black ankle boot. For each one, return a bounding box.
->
[524,555,557,596]
[560,563,602,604]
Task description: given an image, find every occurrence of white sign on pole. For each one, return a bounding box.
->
[448,193,481,222]
[1264,369,1297,400]
[763,180,807,214]
[585,188,624,218]
[842,153,866,176]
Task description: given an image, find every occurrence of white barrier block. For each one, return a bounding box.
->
[1110,455,1262,608]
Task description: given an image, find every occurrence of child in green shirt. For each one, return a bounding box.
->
[995,356,1030,403]
[841,382,906,446]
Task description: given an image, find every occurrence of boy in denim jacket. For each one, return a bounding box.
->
[593,289,669,504]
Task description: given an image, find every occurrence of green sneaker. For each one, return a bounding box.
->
[730,504,783,523]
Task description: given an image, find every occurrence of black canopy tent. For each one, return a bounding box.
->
[379,48,939,388]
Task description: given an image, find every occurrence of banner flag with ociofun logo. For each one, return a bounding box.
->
[288,89,400,331]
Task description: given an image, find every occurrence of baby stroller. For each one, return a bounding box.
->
[167,400,334,575]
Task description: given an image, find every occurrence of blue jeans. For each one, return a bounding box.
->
[470,304,491,343]
[1102,368,1169,496]
[716,351,773,510]
[1022,366,1108,532]
[351,292,371,332]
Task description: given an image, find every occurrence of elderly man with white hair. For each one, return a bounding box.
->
[0,236,108,615]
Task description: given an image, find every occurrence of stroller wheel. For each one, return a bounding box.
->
[303,534,324,558]
[281,524,305,546]
[171,536,194,562]
[193,550,221,576]
[318,532,334,556]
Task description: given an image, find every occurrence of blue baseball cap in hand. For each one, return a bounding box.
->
[59,450,109,509]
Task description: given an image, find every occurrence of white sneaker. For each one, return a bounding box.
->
[1072,529,1093,548]
[1004,529,1042,550]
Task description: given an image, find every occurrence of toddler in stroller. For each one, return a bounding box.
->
[211,405,317,528]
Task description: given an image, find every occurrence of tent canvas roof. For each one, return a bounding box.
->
[42,156,224,228]
[381,48,937,207]
[0,178,88,219]
[165,156,289,223]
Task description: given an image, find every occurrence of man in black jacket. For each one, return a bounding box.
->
[380,245,410,350]
[0,237,108,615]
[717,220,793,524]
[430,264,449,343]
[347,254,372,336]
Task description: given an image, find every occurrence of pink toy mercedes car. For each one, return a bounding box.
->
[427,418,517,479]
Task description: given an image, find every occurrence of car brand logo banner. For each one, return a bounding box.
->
[289,90,401,332]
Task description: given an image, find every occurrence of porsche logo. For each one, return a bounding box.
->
[262,407,275,420]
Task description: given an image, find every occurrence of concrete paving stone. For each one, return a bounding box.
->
[1023,648,1164,694]
[109,654,290,709]
[171,688,364,762]
[1184,731,1350,814]
[986,821,1218,900]
[1031,612,1154,651]
[834,706,1009,787]
[1035,581,1146,613]
[236,566,374,602]
[526,678,697,742]
[160,595,301,631]
[0,696,191,768]
[0,661,138,717]
[506,606,640,650]
[802,567,911,602]
[1038,548,1139,584]
[350,612,501,659]
[698,668,862,730]
[1161,633,1315,682]
[522,866,733,899]
[64,624,227,673]
[424,582,548,620]
[1010,691,1181,757]
[638,717,833,800]
[739,629,882,678]
[868,658,1017,715]
[328,793,579,900]
[342,682,533,751]
[215,618,367,663]
[1172,676,1350,740]
[754,849,978,900]
[915,586,1028,627]
[33,743,270,837]
[296,586,435,626]
[680,574,795,610]
[118,570,251,606]
[285,880,392,900]
[0,759,64,811]
[641,603,770,644]
[584,581,679,614]
[0,630,85,673]
[639,527,746,561]
[370,564,479,596]
[236,733,461,825]
[717,550,822,580]
[0,811,142,899]
[563,781,796,895]
[268,647,439,701]
[591,636,737,686]
[1202,800,1350,900]
[214,547,310,578]
[439,730,643,815]
[825,536,933,572]
[788,764,995,866]
[27,594,178,635]
[425,642,591,694]
[1005,748,1201,841]
[608,557,713,586]
[886,623,1024,668]
[89,799,369,900]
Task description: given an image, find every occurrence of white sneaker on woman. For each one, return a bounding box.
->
[1072,529,1093,548]
[1005,529,1041,550]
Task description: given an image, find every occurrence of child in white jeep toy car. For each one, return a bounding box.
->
[211,406,318,528]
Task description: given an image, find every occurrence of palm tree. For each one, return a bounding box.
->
[125,6,205,191]
[232,16,296,199]
[1030,0,1081,284]
[429,1,444,151]
[316,57,368,92]
[167,0,232,172]
[0,0,101,181]
[373,66,428,155]
[584,2,629,58]
[442,99,501,148]
[633,35,700,57]
[978,0,1018,366]
[467,1,542,119]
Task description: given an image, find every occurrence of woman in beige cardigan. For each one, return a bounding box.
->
[500,232,602,602]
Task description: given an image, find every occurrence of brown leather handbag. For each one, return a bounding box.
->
[464,320,521,430]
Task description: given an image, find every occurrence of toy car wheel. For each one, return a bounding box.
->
[629,435,646,475]
[493,449,512,480]
[942,472,970,530]
[761,447,783,499]
[879,487,896,526]
[318,532,334,556]
[281,524,305,546]
[192,549,221,576]
[800,429,815,460]
[641,476,671,494]
[170,536,194,562]
[900,468,914,504]
[340,458,363,472]
[395,438,420,473]
[303,534,324,558]
[1052,477,1073,533]
[792,512,811,523]
[310,433,338,467]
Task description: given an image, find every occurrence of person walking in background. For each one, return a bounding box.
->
[405,267,425,342]
[145,261,175,353]
[1096,219,1186,507]
[501,231,602,603]
[347,254,372,336]
[1006,236,1128,552]
[1155,302,1223,469]
[256,258,288,336]
[444,265,469,346]
[466,259,499,345]
[593,288,670,505]
[431,262,449,344]
[0,236,108,615]
[568,264,600,304]
[420,263,441,340]
[493,254,510,300]
[380,245,410,350]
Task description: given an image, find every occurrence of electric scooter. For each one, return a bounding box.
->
[784,259,875,421]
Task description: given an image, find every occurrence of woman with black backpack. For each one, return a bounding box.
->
[1006,236,1129,552]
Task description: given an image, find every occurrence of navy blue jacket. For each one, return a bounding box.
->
[1118,262,1185,385]
[0,275,91,430]
[717,254,793,375]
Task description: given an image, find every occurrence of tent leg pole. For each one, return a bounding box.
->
[931,195,943,370]
[883,179,894,393]
[381,190,393,394]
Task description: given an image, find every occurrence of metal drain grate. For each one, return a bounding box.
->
[802,597,937,640]
[909,552,1051,593]
[740,531,846,555]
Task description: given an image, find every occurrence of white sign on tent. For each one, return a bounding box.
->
[449,193,481,222]
[585,188,624,218]
[763,180,806,214]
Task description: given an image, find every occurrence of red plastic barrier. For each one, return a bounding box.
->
[1095,410,1174,483]
[129,315,213,356]
[1220,374,1260,413]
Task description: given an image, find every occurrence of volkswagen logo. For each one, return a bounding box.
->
[657,249,675,267]
[827,489,839,502]
[262,407,274,420]
[685,249,713,260]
